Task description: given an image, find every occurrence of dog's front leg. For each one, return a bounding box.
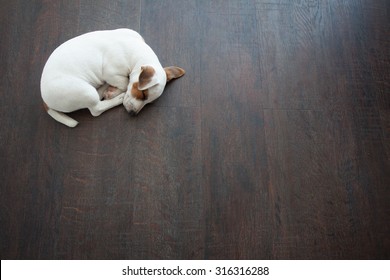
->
[89,93,125,116]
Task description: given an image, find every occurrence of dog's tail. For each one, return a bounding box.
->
[43,102,79,128]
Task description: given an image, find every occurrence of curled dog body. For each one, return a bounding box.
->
[41,29,185,127]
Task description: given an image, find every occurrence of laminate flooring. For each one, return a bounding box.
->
[0,0,389,259]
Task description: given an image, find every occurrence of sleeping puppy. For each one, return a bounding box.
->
[41,28,185,127]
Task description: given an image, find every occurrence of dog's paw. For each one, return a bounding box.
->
[103,86,120,100]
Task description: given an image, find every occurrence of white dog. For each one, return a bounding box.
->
[41,29,185,127]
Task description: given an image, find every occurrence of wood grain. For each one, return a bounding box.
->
[0,0,389,259]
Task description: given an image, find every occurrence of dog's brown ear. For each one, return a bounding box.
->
[164,66,185,82]
[138,66,159,90]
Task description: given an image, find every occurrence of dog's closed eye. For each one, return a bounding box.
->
[141,90,148,101]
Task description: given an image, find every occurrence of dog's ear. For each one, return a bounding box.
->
[138,66,159,90]
[164,66,185,82]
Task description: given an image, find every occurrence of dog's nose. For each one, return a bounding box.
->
[128,110,137,116]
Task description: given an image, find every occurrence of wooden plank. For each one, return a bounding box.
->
[137,0,203,259]
[199,1,271,259]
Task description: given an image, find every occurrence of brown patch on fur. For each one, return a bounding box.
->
[131,82,149,101]
[138,66,155,89]
[43,102,49,111]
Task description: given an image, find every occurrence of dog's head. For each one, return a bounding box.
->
[123,65,185,115]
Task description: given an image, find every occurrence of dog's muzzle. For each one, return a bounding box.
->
[123,94,138,115]
[128,110,137,116]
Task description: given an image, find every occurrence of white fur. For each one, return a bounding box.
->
[41,29,168,127]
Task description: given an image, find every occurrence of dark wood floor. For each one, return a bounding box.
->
[1,0,389,259]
